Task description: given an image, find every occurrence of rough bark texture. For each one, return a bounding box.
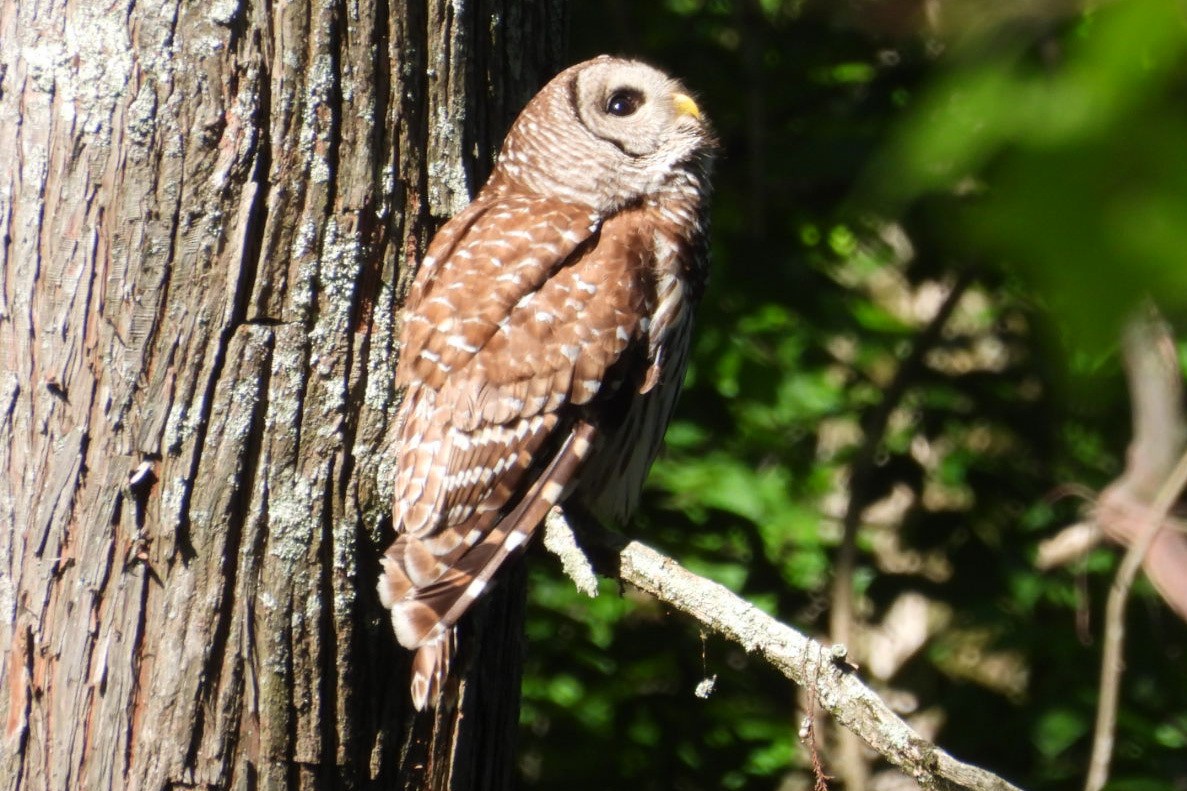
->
[0,0,564,788]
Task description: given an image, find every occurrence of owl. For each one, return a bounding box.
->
[379,56,716,710]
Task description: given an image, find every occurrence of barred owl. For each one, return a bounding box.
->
[379,56,716,710]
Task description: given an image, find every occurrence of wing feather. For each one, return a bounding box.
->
[381,197,659,709]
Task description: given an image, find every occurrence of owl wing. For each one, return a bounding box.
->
[381,194,656,707]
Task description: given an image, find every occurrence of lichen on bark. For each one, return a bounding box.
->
[0,0,565,788]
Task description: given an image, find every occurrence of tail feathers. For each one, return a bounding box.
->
[384,421,599,710]
[438,421,596,628]
[410,628,456,711]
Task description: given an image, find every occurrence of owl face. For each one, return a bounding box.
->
[494,56,714,215]
[572,59,704,158]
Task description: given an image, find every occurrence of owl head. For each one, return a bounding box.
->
[493,56,716,215]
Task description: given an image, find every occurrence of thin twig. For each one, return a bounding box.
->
[1035,522,1102,570]
[548,510,1025,791]
[1091,307,1187,619]
[1084,447,1187,791]
[543,507,599,596]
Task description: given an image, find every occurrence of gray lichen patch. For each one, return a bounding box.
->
[363,277,398,412]
[264,326,308,441]
[267,474,317,566]
[313,220,362,330]
[299,53,337,186]
[59,5,134,140]
[330,515,359,616]
[163,390,202,454]
[124,77,160,153]
[19,40,66,95]
[289,221,322,322]
[207,0,242,26]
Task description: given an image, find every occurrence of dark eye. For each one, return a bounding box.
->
[605,88,644,117]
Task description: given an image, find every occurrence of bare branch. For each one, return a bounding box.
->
[1094,487,1187,620]
[544,507,600,597]
[1035,522,1102,570]
[1042,308,1187,614]
[1083,307,1187,791]
[1116,306,1186,496]
[1090,307,1187,619]
[546,511,1025,791]
[1085,447,1187,791]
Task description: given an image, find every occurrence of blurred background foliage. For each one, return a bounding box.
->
[516,1,1187,789]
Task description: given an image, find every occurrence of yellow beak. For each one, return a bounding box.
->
[672,92,702,120]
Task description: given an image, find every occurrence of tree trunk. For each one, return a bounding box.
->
[0,0,564,788]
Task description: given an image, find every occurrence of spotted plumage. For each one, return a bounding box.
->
[379,56,716,709]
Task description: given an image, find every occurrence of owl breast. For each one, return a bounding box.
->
[575,173,709,525]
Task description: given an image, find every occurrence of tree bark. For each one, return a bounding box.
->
[0,0,564,788]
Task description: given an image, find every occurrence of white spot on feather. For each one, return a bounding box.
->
[445,335,479,354]
[542,481,564,503]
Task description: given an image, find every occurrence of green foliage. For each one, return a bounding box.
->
[868,0,1187,347]
[519,1,1187,789]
